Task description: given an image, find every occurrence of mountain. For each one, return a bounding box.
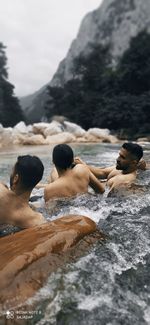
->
[20,0,150,123]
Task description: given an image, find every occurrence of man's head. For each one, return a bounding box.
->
[53,144,74,170]
[10,155,44,191]
[116,142,143,172]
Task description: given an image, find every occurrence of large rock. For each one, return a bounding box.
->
[64,121,86,137]
[0,215,105,309]
[20,0,150,122]
[86,128,110,138]
[0,124,3,133]
[51,0,150,87]
[14,121,28,134]
[20,134,46,145]
[32,122,51,135]
[0,128,13,147]
[84,128,118,143]
[45,132,76,144]
[43,121,64,137]
[137,137,150,143]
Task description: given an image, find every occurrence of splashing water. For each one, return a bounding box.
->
[0,143,150,325]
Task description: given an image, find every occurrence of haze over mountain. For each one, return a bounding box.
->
[20,0,150,123]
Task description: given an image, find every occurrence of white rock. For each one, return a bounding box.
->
[86,128,110,138]
[0,128,13,147]
[19,134,46,145]
[43,121,64,137]
[45,132,76,144]
[26,124,33,133]
[64,121,86,137]
[83,133,103,143]
[137,137,149,143]
[84,131,118,143]
[14,121,28,134]
[32,122,51,135]
[0,124,4,133]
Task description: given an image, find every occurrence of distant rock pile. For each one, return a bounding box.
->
[0,120,119,148]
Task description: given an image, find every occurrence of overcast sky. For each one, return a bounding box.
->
[0,0,102,97]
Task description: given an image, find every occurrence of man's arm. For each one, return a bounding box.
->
[48,167,59,183]
[74,157,114,179]
[35,183,47,189]
[36,167,59,188]
[89,171,105,194]
[137,159,149,170]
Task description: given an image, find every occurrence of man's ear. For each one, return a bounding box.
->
[137,159,146,170]
[13,174,19,184]
[132,159,138,168]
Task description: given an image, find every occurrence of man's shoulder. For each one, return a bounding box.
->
[108,171,136,189]
[73,164,89,176]
[108,168,120,179]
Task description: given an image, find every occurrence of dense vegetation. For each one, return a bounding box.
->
[46,31,150,139]
[0,42,24,127]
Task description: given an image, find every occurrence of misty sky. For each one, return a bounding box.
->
[0,0,102,97]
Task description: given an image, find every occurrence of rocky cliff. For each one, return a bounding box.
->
[20,0,150,123]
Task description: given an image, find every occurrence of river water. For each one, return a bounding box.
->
[0,143,150,325]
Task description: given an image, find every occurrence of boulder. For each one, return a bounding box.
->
[64,121,86,137]
[101,135,119,144]
[84,133,102,143]
[86,128,110,138]
[45,132,76,144]
[43,121,64,137]
[0,215,105,309]
[32,122,51,135]
[75,137,88,143]
[85,129,118,143]
[16,134,46,145]
[0,124,4,133]
[137,137,150,143]
[14,121,28,134]
[0,128,13,147]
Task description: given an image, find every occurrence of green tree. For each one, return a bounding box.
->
[0,42,24,127]
[46,31,150,138]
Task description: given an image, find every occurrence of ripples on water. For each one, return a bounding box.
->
[0,143,150,325]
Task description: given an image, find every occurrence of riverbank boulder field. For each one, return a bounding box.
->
[0,120,119,148]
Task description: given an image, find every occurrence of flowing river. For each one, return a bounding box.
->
[0,143,150,325]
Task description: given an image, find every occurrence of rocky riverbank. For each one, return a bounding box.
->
[0,120,120,148]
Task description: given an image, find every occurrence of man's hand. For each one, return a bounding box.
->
[137,159,146,170]
[74,157,86,165]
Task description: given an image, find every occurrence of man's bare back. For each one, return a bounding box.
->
[44,164,104,202]
[0,155,46,229]
[0,183,45,228]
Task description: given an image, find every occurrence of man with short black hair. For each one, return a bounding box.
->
[75,142,145,192]
[0,155,45,228]
[44,144,105,202]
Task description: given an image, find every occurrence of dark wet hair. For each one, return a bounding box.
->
[53,144,74,170]
[15,155,44,190]
[122,143,143,161]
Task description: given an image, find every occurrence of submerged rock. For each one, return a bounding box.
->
[0,215,105,310]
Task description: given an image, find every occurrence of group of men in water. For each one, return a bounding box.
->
[0,142,146,230]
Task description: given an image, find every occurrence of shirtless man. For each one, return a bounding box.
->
[0,155,45,228]
[75,142,144,192]
[44,144,105,202]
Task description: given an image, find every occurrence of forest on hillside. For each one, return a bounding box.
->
[46,31,150,139]
[0,42,24,127]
